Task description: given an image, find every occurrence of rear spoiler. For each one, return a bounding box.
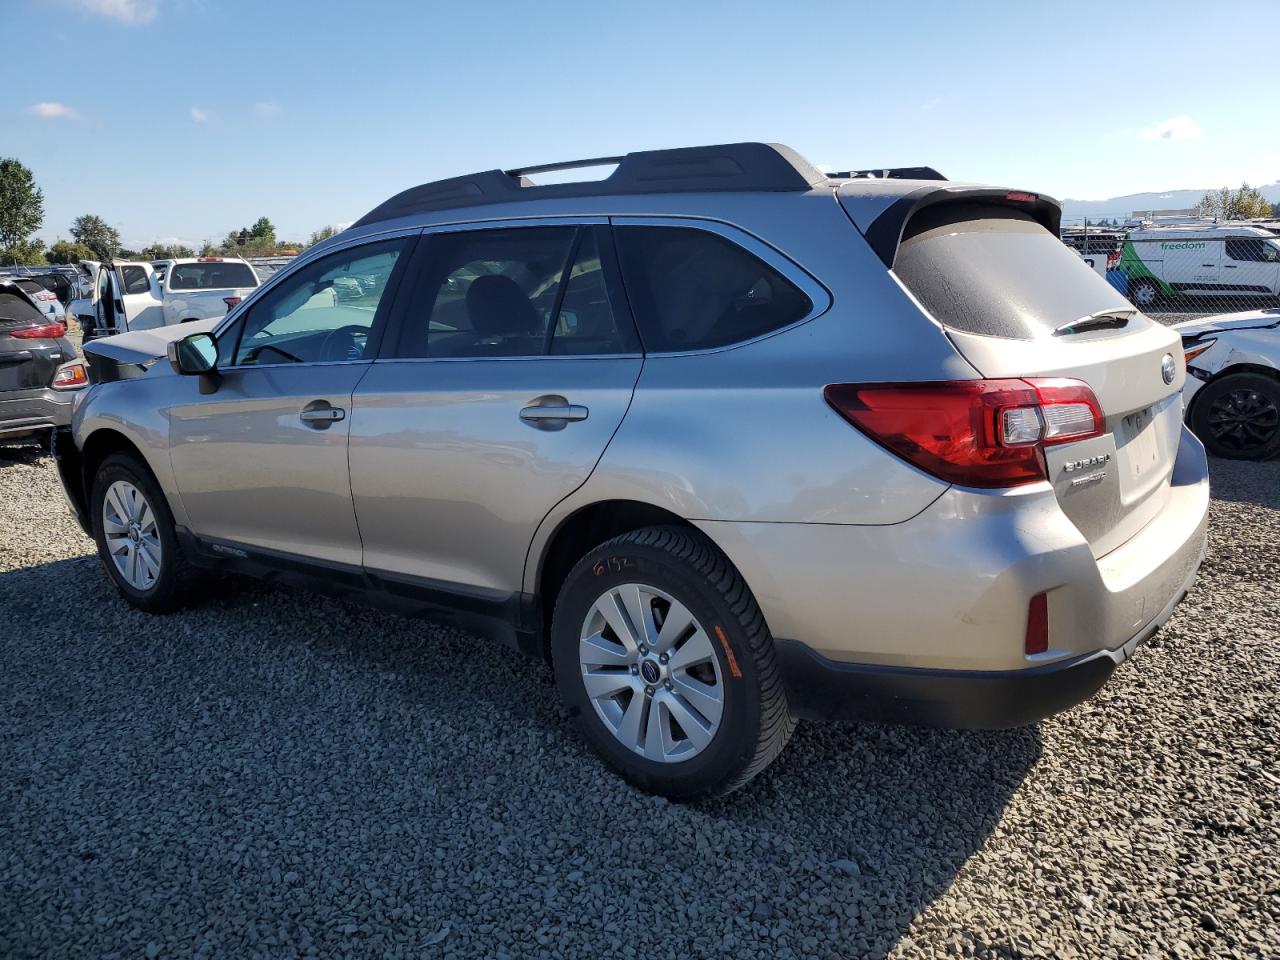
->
[857,186,1063,268]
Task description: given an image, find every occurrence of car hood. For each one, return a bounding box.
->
[83,317,220,366]
[1173,308,1280,339]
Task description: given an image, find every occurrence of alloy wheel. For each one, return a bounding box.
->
[102,479,162,591]
[578,583,724,763]
[1207,388,1280,453]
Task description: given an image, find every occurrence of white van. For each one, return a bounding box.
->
[1119,225,1280,308]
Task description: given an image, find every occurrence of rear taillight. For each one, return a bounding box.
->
[9,321,67,340]
[223,296,242,311]
[33,290,57,301]
[51,359,88,390]
[823,378,1104,488]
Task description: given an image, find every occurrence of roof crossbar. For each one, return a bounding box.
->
[353,142,830,228]
[505,155,624,179]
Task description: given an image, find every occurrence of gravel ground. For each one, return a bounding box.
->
[1,449,1277,960]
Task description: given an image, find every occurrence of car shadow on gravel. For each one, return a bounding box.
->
[1206,456,1280,509]
[0,446,49,468]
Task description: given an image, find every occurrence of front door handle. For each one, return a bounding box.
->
[1223,264,1237,268]
[520,395,589,430]
[299,403,346,428]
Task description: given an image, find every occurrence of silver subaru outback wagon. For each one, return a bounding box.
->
[54,143,1209,798]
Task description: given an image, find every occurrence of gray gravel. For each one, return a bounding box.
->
[1,448,1277,960]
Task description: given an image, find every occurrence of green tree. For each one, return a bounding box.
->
[0,238,47,266]
[249,216,276,244]
[70,214,122,260]
[1198,183,1274,220]
[199,240,218,257]
[140,242,196,259]
[304,225,339,248]
[46,239,97,264]
[0,158,44,250]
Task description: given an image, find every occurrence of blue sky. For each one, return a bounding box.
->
[5,0,1278,248]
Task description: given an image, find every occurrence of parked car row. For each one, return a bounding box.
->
[68,257,262,339]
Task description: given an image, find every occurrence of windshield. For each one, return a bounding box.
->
[167,262,258,291]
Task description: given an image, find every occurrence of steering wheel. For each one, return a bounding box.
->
[319,324,369,362]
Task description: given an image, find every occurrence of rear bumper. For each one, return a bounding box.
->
[774,546,1199,728]
[0,387,74,440]
[700,424,1209,727]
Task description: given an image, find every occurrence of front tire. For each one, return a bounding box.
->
[551,526,795,799]
[91,453,197,612]
[1191,372,1280,460]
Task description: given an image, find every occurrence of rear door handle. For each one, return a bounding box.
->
[1223,264,1238,268]
[520,396,588,429]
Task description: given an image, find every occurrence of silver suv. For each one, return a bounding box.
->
[55,143,1209,798]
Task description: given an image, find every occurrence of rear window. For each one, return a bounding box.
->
[614,226,812,352]
[167,262,258,291]
[0,291,43,323]
[894,203,1134,339]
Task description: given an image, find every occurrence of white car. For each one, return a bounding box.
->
[68,257,261,338]
[1177,307,1280,459]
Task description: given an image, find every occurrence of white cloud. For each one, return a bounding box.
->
[73,0,158,23]
[190,106,208,123]
[1139,115,1203,141]
[73,0,157,22]
[253,101,281,120]
[27,102,78,119]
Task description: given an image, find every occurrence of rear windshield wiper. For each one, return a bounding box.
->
[1052,309,1136,337]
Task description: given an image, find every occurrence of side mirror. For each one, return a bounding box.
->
[167,332,218,375]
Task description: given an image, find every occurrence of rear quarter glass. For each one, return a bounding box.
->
[893,203,1135,340]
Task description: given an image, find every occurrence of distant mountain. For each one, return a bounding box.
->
[1061,182,1280,221]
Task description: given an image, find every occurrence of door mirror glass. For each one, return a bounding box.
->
[168,332,218,374]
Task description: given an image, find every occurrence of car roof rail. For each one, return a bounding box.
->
[827,166,948,181]
[352,142,830,227]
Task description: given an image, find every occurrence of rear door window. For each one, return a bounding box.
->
[613,226,812,351]
[1225,238,1279,263]
[893,203,1136,339]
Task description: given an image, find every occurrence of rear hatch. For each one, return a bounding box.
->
[0,288,68,394]
[879,199,1183,558]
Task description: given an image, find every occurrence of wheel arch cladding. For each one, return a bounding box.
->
[535,500,696,649]
[80,429,151,502]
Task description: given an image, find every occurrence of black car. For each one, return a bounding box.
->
[0,280,83,447]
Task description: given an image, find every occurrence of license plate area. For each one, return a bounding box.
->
[1114,399,1174,496]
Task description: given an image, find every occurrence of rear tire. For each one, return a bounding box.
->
[550,525,795,799]
[1129,277,1161,309]
[90,453,197,612]
[1191,372,1280,460]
